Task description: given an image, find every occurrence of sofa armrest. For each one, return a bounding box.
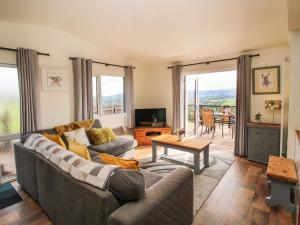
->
[108,167,193,225]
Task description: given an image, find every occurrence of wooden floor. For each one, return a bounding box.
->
[0,151,294,225]
[193,157,294,225]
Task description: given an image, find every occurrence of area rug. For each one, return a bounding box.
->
[140,149,234,216]
[0,183,22,210]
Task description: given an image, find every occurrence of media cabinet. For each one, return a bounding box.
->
[134,127,172,146]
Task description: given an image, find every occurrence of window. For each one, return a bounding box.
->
[92,75,125,116]
[0,66,20,136]
[0,65,19,183]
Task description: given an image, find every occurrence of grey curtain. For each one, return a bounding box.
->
[16,48,41,135]
[72,58,93,121]
[124,66,134,128]
[234,55,252,157]
[172,65,182,130]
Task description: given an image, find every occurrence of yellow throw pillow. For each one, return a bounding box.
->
[99,153,139,170]
[43,133,66,149]
[68,141,91,160]
[87,128,117,145]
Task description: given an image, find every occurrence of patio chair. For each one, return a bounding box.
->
[221,114,235,138]
[200,108,216,139]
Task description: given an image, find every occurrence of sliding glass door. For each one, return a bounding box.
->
[184,76,200,137]
[184,70,237,140]
[0,65,19,184]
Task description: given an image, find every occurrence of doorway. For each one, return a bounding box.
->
[184,70,237,152]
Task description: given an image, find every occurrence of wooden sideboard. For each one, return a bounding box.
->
[134,127,172,146]
[247,122,281,164]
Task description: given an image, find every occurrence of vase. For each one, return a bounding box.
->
[255,119,261,123]
[178,134,183,141]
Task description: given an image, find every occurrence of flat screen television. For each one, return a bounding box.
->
[135,108,166,127]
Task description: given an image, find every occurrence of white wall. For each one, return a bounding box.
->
[136,45,289,128]
[251,46,289,124]
[135,65,173,126]
[287,29,300,159]
[0,22,147,129]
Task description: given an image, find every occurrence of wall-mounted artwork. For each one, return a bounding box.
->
[252,66,280,95]
[41,67,69,91]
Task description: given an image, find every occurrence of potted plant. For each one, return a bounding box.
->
[254,113,263,123]
[175,128,185,141]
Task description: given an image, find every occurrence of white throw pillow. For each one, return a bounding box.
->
[64,127,91,146]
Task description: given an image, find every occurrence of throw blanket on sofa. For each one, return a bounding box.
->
[24,133,118,189]
[54,119,95,135]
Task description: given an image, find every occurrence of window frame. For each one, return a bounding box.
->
[92,74,125,117]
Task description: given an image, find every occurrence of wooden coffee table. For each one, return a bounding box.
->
[151,134,212,174]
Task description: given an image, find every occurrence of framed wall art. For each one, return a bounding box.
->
[252,66,280,95]
[41,67,69,91]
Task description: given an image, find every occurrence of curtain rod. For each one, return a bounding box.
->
[167,54,260,69]
[0,47,50,56]
[69,57,135,69]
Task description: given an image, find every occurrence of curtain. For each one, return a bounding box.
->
[72,58,93,121]
[234,55,252,157]
[124,66,134,128]
[172,64,182,130]
[16,48,41,135]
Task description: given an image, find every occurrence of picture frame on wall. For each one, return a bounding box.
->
[41,67,69,91]
[252,66,280,95]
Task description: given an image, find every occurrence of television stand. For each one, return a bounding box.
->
[134,127,172,146]
[139,121,164,127]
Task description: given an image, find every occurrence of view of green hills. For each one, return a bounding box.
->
[188,88,236,106]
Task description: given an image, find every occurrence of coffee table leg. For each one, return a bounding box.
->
[204,146,209,167]
[164,146,168,156]
[152,142,157,162]
[194,152,200,174]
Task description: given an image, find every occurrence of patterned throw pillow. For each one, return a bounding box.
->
[87,128,117,145]
[64,127,91,146]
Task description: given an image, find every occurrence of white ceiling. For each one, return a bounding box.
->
[0,0,288,64]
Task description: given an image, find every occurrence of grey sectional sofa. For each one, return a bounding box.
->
[21,119,137,159]
[14,141,194,225]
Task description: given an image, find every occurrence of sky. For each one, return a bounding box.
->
[187,70,237,91]
[100,75,123,96]
[0,66,19,98]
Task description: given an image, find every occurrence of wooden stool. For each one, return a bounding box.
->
[266,156,297,212]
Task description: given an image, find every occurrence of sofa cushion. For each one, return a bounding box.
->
[55,119,95,135]
[112,126,125,136]
[87,128,117,145]
[88,137,135,156]
[64,127,91,146]
[98,153,139,170]
[107,168,145,204]
[68,140,91,160]
[43,132,66,148]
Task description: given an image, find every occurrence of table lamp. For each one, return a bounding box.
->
[265,100,282,124]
